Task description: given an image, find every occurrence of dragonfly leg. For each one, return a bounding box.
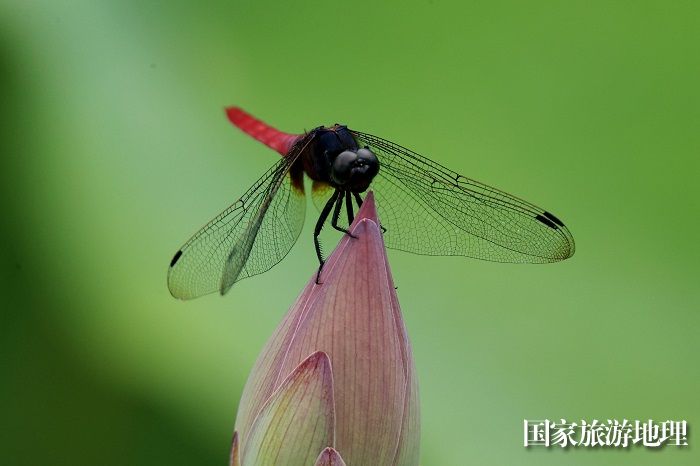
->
[345,191,355,225]
[353,192,363,207]
[331,190,357,238]
[315,190,339,283]
[331,189,344,230]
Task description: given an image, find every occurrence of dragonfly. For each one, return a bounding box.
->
[168,107,575,300]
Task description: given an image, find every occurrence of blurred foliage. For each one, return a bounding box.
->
[1,1,698,465]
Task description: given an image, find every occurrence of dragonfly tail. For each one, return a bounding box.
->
[226,107,300,156]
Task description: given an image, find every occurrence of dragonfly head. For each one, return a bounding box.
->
[330,147,379,192]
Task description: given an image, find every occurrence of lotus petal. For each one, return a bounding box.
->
[240,352,335,466]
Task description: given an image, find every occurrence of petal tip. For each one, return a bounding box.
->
[229,431,240,466]
[351,191,379,225]
[303,350,332,371]
[314,447,347,466]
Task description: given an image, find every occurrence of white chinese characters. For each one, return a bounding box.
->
[524,419,688,448]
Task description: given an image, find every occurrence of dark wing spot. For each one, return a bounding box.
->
[543,211,565,227]
[170,250,183,267]
[535,214,559,230]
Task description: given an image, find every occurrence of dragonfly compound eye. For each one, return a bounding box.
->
[331,149,379,191]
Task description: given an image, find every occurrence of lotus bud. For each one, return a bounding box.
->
[232,192,419,465]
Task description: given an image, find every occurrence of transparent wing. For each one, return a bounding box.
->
[168,155,305,300]
[351,131,575,263]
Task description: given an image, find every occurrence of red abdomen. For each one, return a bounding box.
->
[226,107,300,156]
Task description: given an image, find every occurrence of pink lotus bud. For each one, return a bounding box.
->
[231,192,419,465]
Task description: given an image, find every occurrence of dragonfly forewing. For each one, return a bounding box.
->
[351,131,575,263]
[168,154,305,300]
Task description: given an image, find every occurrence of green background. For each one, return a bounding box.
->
[2,1,698,465]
